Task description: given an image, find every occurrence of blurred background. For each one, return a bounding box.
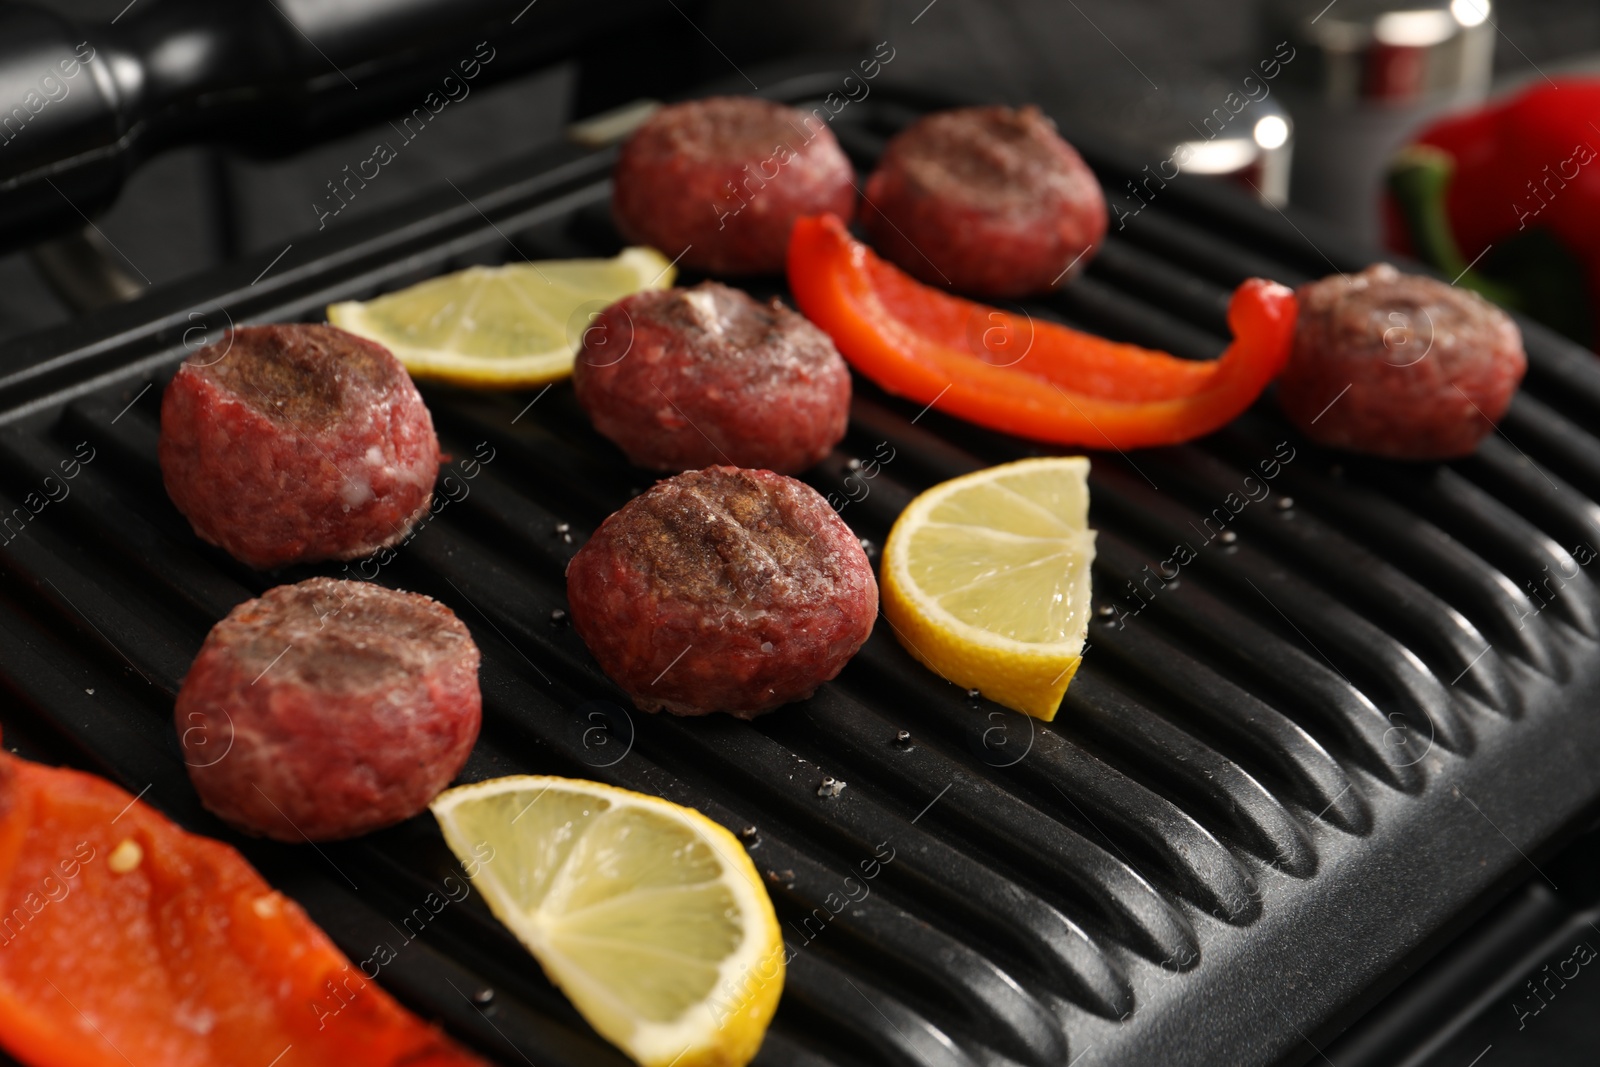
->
[0,0,1592,342]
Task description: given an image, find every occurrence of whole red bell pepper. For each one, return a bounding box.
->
[1387,79,1600,348]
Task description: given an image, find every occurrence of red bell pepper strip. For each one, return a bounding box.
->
[0,748,486,1067]
[787,213,1298,449]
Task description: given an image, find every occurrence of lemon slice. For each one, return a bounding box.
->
[327,247,675,387]
[430,776,782,1067]
[881,456,1096,721]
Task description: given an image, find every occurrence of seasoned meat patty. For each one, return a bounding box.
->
[1277,264,1527,459]
[861,105,1108,298]
[612,96,857,275]
[573,282,850,473]
[566,467,877,717]
[160,324,439,569]
[177,578,481,842]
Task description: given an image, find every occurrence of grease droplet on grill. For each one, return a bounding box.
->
[1275,496,1295,511]
[817,776,846,797]
[549,608,569,626]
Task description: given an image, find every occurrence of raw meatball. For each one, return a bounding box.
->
[565,467,877,717]
[160,324,439,570]
[177,578,481,842]
[572,281,850,473]
[612,96,857,275]
[1277,264,1527,459]
[861,105,1108,298]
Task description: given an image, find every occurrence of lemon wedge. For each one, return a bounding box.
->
[430,776,782,1067]
[880,456,1096,721]
[327,247,675,387]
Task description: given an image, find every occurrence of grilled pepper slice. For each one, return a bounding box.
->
[0,748,486,1067]
[787,213,1297,449]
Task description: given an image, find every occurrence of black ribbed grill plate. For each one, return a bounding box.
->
[3,71,1600,1067]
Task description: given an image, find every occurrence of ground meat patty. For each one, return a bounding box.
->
[612,96,857,275]
[1277,264,1527,459]
[861,105,1108,298]
[566,467,877,717]
[177,578,481,842]
[573,282,850,473]
[160,324,440,570]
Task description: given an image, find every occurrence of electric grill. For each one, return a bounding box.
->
[3,66,1600,1067]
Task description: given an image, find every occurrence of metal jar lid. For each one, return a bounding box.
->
[1266,0,1494,105]
[1048,62,1296,206]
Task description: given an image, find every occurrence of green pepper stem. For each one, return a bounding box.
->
[1387,145,1520,308]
